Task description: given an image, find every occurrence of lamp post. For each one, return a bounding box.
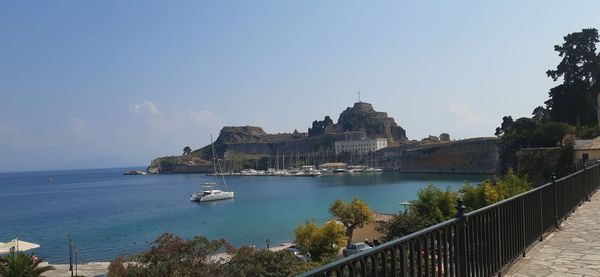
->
[74,246,78,277]
[68,235,73,277]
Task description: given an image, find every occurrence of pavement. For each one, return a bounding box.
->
[505,191,600,277]
[42,262,109,277]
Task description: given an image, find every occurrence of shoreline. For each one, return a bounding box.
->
[39,213,393,276]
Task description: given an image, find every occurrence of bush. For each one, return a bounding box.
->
[376,212,435,241]
[107,233,227,277]
[460,169,530,210]
[411,185,458,222]
[223,246,318,276]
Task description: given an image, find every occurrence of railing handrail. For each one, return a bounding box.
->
[299,218,459,276]
[299,162,600,277]
[465,164,595,217]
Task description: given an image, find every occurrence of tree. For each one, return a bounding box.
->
[532,106,551,122]
[308,116,334,137]
[294,221,346,261]
[329,198,373,247]
[532,121,574,146]
[495,115,575,174]
[183,146,192,155]
[439,133,450,141]
[0,252,54,277]
[376,212,435,241]
[545,28,600,128]
[495,116,514,137]
[223,247,318,277]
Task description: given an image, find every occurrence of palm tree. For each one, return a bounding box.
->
[0,252,54,277]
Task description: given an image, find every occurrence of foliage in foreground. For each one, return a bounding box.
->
[107,233,316,277]
[223,246,319,277]
[461,169,530,211]
[376,211,435,241]
[107,233,227,277]
[294,220,346,262]
[378,172,531,240]
[0,252,54,277]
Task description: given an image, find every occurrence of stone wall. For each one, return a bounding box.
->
[148,137,500,174]
[375,137,499,174]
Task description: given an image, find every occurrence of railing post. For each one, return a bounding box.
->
[552,173,559,229]
[538,189,544,241]
[455,198,468,277]
[584,163,591,202]
[521,196,526,257]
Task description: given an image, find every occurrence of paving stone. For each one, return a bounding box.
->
[504,192,600,277]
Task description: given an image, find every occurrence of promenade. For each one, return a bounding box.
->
[506,191,600,276]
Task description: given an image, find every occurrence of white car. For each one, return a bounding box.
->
[285,247,309,261]
[343,242,372,257]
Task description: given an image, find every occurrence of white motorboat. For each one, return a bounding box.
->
[191,135,234,202]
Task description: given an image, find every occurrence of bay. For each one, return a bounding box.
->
[0,167,487,263]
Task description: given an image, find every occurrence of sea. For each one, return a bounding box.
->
[0,167,487,263]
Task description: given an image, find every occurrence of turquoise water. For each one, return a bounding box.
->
[0,167,487,263]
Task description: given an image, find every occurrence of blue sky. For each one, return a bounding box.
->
[1,1,599,171]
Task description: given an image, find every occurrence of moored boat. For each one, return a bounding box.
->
[191,135,234,202]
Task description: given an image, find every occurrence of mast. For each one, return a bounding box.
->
[210,134,229,191]
[211,134,218,174]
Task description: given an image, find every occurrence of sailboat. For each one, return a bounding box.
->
[190,135,234,202]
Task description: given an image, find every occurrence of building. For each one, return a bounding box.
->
[574,138,600,162]
[334,138,388,155]
[260,132,308,143]
[319,162,347,170]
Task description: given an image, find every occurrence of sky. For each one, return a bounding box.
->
[1,1,600,172]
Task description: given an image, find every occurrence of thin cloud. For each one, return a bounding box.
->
[448,104,482,124]
[129,100,222,143]
[0,123,17,144]
[130,101,167,132]
[184,110,222,127]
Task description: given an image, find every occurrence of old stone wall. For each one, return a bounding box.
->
[374,137,499,174]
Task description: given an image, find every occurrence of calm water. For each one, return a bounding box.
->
[0,167,487,263]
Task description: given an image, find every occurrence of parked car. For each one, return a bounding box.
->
[342,242,372,257]
[285,246,310,261]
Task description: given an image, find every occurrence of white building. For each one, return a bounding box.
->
[334,138,388,155]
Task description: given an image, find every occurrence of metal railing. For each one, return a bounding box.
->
[299,163,600,277]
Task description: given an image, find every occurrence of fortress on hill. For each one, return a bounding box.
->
[147,101,499,174]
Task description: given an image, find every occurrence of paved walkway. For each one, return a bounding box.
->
[506,192,600,277]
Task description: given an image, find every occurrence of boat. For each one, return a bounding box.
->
[191,183,234,202]
[191,135,235,202]
[333,168,347,173]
